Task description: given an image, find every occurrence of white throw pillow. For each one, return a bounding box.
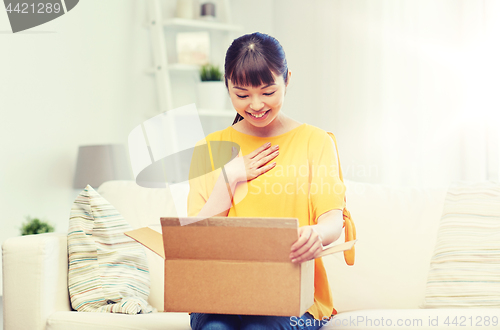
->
[422,181,500,308]
[68,185,154,314]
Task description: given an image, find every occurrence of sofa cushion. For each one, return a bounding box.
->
[46,309,499,330]
[422,181,500,308]
[325,308,500,330]
[325,180,448,311]
[68,185,154,314]
[46,311,191,330]
[97,180,190,229]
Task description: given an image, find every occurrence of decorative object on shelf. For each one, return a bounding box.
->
[200,63,222,81]
[175,0,194,19]
[20,216,55,236]
[197,63,230,110]
[200,2,216,21]
[73,144,132,189]
[176,31,210,65]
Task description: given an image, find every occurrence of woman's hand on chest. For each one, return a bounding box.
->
[225,142,280,183]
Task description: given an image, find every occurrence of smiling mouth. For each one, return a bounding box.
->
[247,110,270,118]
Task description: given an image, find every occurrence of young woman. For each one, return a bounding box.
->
[187,32,346,330]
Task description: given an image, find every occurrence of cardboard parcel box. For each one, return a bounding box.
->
[125,216,356,317]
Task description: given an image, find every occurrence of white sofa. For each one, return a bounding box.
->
[3,180,499,330]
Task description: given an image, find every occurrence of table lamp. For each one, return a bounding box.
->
[73,144,132,189]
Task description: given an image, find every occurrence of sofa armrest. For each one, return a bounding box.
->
[2,232,71,330]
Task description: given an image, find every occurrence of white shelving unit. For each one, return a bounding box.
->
[145,0,242,118]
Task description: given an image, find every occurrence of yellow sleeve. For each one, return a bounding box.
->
[187,139,213,217]
[308,131,346,224]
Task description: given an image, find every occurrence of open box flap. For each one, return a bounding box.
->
[317,239,357,258]
[125,227,165,259]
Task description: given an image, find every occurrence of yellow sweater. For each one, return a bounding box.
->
[187,123,346,320]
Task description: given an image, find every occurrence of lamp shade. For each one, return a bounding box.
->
[73,144,132,189]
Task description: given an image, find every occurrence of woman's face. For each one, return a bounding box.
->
[227,71,290,128]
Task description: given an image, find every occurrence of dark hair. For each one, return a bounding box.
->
[224,32,288,125]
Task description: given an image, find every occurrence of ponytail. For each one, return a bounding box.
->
[232,113,243,125]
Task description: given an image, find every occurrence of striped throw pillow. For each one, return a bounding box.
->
[68,185,154,314]
[422,181,500,308]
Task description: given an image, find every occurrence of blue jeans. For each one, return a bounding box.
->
[190,312,328,330]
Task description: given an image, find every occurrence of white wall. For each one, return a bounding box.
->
[0,0,157,295]
[273,0,500,187]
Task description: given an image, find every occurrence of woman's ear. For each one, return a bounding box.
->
[284,70,292,95]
